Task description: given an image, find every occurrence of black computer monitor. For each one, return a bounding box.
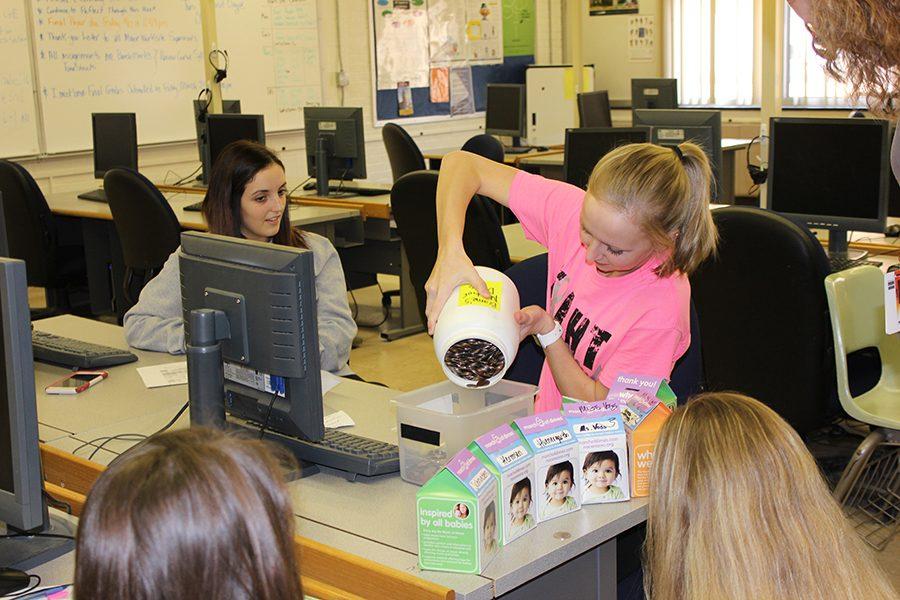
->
[577,91,612,128]
[0,258,73,571]
[631,78,679,110]
[485,84,527,146]
[767,117,890,258]
[0,193,8,258]
[91,113,138,179]
[203,113,266,184]
[632,109,723,199]
[303,107,367,198]
[563,127,650,190]
[180,231,323,446]
[194,99,242,184]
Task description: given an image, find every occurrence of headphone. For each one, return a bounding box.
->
[209,49,228,84]
[746,135,768,186]
[196,88,212,124]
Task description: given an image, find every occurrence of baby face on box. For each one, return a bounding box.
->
[513,411,581,522]
[564,400,630,504]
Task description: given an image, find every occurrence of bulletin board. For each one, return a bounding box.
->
[369,0,536,126]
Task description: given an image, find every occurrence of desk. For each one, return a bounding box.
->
[34,315,647,599]
[423,147,564,171]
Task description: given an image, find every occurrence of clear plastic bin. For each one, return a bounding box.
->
[393,379,537,485]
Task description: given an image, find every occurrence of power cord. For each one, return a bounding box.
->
[258,380,284,439]
[348,280,391,327]
[288,176,313,197]
[73,401,189,461]
[172,164,202,186]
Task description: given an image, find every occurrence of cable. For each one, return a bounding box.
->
[42,489,71,515]
[258,388,280,439]
[152,401,189,436]
[336,168,350,193]
[288,176,313,197]
[172,164,202,186]
[0,532,75,541]
[72,401,189,461]
[348,281,391,328]
[72,434,147,457]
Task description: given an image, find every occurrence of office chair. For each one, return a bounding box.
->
[0,160,88,318]
[461,134,505,163]
[381,123,426,182]
[103,168,181,319]
[577,91,613,128]
[690,206,833,434]
[390,170,511,322]
[502,252,705,401]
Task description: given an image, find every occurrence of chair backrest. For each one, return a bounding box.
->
[390,170,511,321]
[577,91,612,128]
[461,134,505,163]
[0,160,58,287]
[824,265,900,427]
[382,123,426,182]
[104,168,181,272]
[690,206,833,434]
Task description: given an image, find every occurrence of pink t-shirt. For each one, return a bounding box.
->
[509,170,691,411]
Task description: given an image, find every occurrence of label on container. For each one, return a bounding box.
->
[458,281,502,311]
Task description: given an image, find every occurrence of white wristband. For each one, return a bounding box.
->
[534,321,563,348]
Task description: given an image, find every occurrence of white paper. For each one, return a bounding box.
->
[886,271,899,335]
[137,362,188,388]
[321,370,342,396]
[374,3,430,90]
[324,410,356,428]
[628,15,655,62]
[449,66,475,115]
[419,393,455,414]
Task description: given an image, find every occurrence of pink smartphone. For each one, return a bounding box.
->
[45,371,108,395]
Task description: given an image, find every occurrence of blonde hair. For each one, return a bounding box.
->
[586,142,718,277]
[644,392,896,600]
[806,0,899,117]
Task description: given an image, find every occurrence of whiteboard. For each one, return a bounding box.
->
[0,0,40,157]
[21,0,323,155]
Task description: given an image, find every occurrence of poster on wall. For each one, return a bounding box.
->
[428,0,503,65]
[465,0,503,62]
[589,0,639,17]
[374,1,430,90]
[502,0,535,56]
[628,15,654,61]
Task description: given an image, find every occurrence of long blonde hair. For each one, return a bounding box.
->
[644,392,896,600]
[587,142,717,277]
[805,0,899,117]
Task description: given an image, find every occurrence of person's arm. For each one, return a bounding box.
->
[424,151,520,333]
[307,234,356,374]
[123,252,186,354]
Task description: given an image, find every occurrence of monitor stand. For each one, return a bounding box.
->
[0,511,75,571]
[827,226,868,261]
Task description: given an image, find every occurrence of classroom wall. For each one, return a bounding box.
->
[14,0,561,195]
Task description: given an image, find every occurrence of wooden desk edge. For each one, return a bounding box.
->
[38,443,453,600]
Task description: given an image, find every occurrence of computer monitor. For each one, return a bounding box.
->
[632,109,723,199]
[0,193,8,258]
[91,113,138,179]
[180,231,323,447]
[303,107,367,197]
[193,99,242,184]
[0,258,73,570]
[485,83,527,146]
[767,117,890,258]
[563,127,650,190]
[577,91,612,128]
[631,78,679,110]
[203,114,266,184]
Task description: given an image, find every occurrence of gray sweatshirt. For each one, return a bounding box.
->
[123,232,357,375]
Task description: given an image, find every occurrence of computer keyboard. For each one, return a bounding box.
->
[504,146,534,154]
[300,182,389,196]
[290,428,399,477]
[32,330,138,369]
[827,255,882,273]
[184,201,203,212]
[77,188,107,202]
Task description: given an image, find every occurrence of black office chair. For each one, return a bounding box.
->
[0,160,88,318]
[503,252,705,401]
[391,170,511,322]
[103,168,181,318]
[690,206,833,434]
[577,91,612,128]
[382,123,426,182]
[461,134,505,163]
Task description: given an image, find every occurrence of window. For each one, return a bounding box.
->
[782,2,854,108]
[670,0,756,107]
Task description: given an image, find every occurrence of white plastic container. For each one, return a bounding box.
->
[394,379,537,485]
[433,266,521,389]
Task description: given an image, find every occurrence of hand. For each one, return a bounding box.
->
[424,249,490,335]
[514,306,556,342]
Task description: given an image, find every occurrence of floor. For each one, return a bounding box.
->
[29,279,899,588]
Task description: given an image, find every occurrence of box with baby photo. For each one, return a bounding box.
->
[563,399,630,504]
[470,423,536,545]
[608,374,675,497]
[416,447,500,573]
[512,411,581,523]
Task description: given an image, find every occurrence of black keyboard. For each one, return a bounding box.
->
[301,182,389,196]
[77,189,107,202]
[184,201,203,212]
[504,147,534,154]
[828,256,882,273]
[290,428,399,477]
[32,330,138,369]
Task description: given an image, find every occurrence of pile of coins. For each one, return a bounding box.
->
[443,338,505,388]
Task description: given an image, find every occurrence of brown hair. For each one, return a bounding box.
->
[202,140,306,248]
[587,142,718,277]
[805,0,899,117]
[644,392,896,600]
[75,428,303,600]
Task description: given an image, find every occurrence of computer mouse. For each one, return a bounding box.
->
[885,224,900,237]
[0,567,30,595]
[536,146,550,152]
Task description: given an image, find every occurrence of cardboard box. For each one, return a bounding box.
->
[563,400,630,504]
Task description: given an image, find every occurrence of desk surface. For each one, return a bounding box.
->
[423,146,564,167]
[514,138,752,168]
[33,315,647,599]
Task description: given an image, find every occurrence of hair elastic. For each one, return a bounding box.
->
[671,145,686,162]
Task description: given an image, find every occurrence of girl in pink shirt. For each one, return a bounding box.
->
[426,142,718,410]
